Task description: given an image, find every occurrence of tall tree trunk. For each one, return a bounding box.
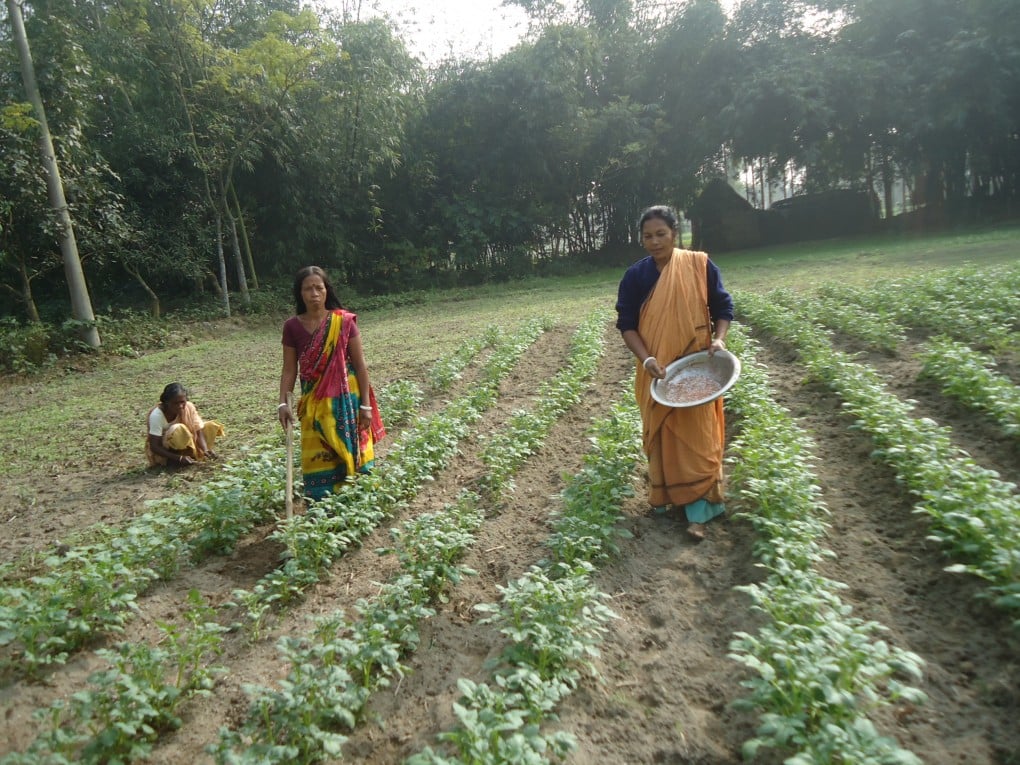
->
[216,179,249,306]
[223,195,250,307]
[881,153,895,220]
[13,256,41,323]
[229,183,258,289]
[8,0,101,348]
[228,215,249,307]
[168,65,231,317]
[758,159,766,209]
[215,211,230,317]
[124,262,161,318]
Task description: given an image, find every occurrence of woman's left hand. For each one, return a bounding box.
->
[358,405,372,431]
[708,338,726,356]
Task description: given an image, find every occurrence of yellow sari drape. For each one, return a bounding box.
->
[635,249,725,507]
[297,309,380,500]
[145,402,223,466]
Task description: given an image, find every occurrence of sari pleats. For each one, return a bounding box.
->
[636,249,725,508]
[298,309,384,500]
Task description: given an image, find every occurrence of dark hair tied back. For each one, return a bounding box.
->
[638,205,679,232]
[292,266,344,315]
[160,382,188,403]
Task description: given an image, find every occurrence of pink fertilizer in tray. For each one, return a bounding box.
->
[661,371,722,404]
[651,350,741,408]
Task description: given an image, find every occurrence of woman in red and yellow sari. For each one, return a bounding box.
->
[615,206,733,541]
[278,266,385,501]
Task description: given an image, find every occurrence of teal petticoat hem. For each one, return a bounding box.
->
[684,499,725,523]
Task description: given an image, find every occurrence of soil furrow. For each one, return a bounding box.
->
[750,335,1020,765]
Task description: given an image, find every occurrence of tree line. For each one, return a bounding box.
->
[2,0,1018,328]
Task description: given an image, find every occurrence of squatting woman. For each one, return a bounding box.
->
[146,382,223,467]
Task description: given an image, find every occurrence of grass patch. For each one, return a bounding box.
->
[0,224,1015,480]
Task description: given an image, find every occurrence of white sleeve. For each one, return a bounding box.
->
[148,407,168,437]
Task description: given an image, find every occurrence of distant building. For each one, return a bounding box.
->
[687,179,880,252]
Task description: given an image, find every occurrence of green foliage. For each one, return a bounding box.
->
[544,403,642,564]
[0,449,286,677]
[0,308,193,372]
[478,310,610,496]
[724,327,925,763]
[413,672,577,765]
[919,336,1020,438]
[4,0,1020,324]
[376,378,425,427]
[739,288,1020,626]
[212,491,483,764]
[427,327,499,392]
[7,591,226,764]
[818,263,1020,353]
[409,393,643,764]
[92,310,180,356]
[0,319,55,373]
[477,563,615,679]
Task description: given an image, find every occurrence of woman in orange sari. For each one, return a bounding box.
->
[146,382,223,467]
[277,266,385,501]
[615,205,733,540]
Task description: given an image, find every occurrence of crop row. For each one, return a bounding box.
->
[772,287,904,354]
[766,284,1019,440]
[212,312,615,763]
[816,263,1020,351]
[239,316,553,621]
[2,589,230,765]
[917,337,1020,438]
[0,318,554,763]
[478,310,611,496]
[725,327,925,763]
[376,325,506,430]
[407,396,644,764]
[0,453,287,677]
[212,491,485,763]
[740,292,1020,624]
[0,323,502,682]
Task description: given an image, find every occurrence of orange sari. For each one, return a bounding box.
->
[634,249,725,508]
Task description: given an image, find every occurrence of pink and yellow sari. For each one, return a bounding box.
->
[298,309,385,500]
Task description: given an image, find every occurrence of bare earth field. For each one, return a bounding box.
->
[0,294,1018,763]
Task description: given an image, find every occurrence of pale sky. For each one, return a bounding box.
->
[359,0,531,64]
[323,1,739,66]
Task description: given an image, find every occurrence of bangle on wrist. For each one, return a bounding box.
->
[642,356,656,369]
[277,403,288,410]
[360,405,372,412]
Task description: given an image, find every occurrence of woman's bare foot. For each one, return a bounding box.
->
[686,522,706,541]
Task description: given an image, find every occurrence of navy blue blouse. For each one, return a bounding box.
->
[615,255,734,333]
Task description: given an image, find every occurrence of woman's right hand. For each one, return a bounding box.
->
[643,355,666,379]
[278,404,294,427]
